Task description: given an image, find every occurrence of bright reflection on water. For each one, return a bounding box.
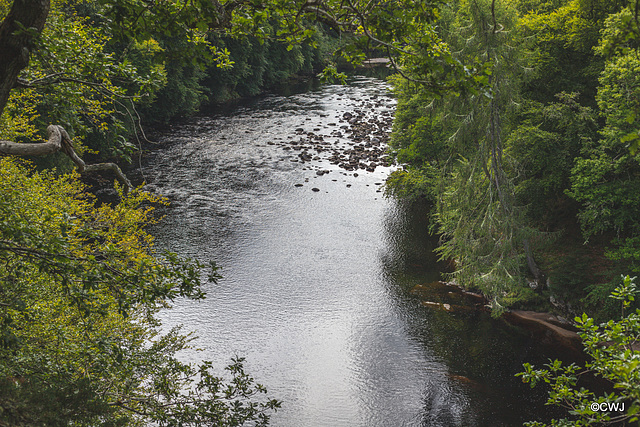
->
[144,78,552,426]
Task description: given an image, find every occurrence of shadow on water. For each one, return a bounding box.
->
[199,78,324,117]
[378,199,566,426]
[379,198,442,284]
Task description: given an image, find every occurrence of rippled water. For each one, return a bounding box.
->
[143,78,555,426]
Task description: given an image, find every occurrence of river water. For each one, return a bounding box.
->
[143,77,555,426]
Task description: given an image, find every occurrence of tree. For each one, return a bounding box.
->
[568,5,640,275]
[0,0,299,423]
[0,0,154,186]
[384,0,640,314]
[0,157,281,425]
[0,0,49,118]
[387,0,547,311]
[518,275,640,426]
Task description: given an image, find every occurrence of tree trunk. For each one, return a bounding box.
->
[0,0,50,116]
[523,238,546,290]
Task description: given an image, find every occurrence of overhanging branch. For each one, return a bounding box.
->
[0,124,133,193]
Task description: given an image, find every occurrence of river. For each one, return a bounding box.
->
[142,77,556,426]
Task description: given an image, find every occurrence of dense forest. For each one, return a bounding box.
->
[387,0,640,321]
[1,0,639,425]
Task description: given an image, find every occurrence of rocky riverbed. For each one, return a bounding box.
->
[267,93,395,174]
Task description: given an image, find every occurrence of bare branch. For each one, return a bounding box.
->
[384,47,443,91]
[0,124,64,156]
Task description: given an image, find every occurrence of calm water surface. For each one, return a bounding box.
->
[143,78,553,426]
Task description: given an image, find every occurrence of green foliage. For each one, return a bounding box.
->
[516,0,614,104]
[384,168,436,202]
[0,3,169,162]
[0,158,280,425]
[203,23,331,103]
[318,65,347,84]
[387,0,640,316]
[435,155,537,314]
[136,41,207,125]
[389,75,448,169]
[518,275,640,426]
[594,5,640,58]
[387,0,545,310]
[507,93,598,222]
[582,279,627,323]
[568,31,640,273]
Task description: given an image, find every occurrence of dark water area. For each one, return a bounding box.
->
[142,77,562,426]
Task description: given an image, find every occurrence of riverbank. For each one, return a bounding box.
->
[411,280,586,362]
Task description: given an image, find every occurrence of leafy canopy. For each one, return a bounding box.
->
[0,157,280,425]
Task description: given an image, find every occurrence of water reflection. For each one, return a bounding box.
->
[378,201,560,426]
[145,78,554,426]
[379,199,441,282]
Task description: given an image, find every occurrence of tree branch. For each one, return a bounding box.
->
[0,125,133,193]
[384,47,443,91]
[343,0,416,56]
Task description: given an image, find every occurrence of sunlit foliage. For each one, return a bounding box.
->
[0,158,280,425]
